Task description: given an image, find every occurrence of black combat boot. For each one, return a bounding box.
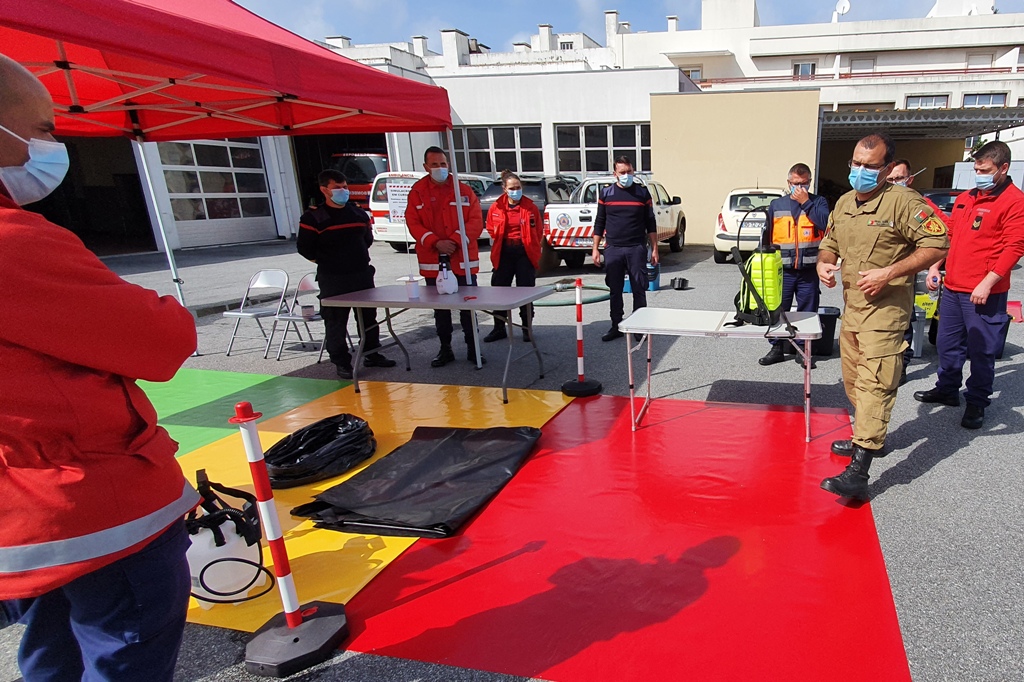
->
[820,446,874,500]
[758,344,785,366]
[831,439,887,458]
[430,345,455,368]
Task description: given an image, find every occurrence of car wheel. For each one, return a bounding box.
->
[713,248,729,264]
[563,251,586,269]
[389,242,410,253]
[537,243,561,275]
[668,220,685,253]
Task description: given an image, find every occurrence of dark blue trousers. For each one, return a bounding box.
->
[769,267,820,346]
[490,243,536,329]
[1,520,191,682]
[425,273,476,346]
[605,244,648,327]
[935,287,1009,408]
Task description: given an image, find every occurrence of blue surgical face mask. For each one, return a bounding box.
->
[788,183,810,195]
[430,167,449,183]
[0,123,70,206]
[330,188,350,205]
[849,165,882,194]
[975,173,996,191]
[617,173,635,188]
[506,188,522,202]
[892,180,909,187]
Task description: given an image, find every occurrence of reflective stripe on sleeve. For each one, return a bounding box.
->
[0,481,199,573]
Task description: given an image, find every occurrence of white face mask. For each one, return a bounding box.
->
[0,123,69,206]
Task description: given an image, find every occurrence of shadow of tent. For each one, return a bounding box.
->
[703,378,851,409]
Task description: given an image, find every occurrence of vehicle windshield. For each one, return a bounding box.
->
[331,155,388,184]
[482,179,567,204]
[922,191,957,214]
[729,193,778,212]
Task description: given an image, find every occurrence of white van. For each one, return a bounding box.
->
[368,171,493,251]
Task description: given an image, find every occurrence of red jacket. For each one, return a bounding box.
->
[486,194,542,270]
[944,181,1024,295]
[0,195,199,599]
[405,175,483,278]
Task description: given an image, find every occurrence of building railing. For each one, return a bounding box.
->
[699,66,1016,88]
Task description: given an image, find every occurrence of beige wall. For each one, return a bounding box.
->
[651,90,822,246]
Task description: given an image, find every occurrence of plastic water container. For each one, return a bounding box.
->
[745,248,782,312]
[186,522,266,608]
[623,262,661,293]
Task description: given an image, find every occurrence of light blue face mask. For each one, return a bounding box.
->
[0,123,69,206]
[506,188,523,202]
[430,167,449,183]
[330,188,350,205]
[849,165,882,194]
[975,173,997,191]
[617,173,635,188]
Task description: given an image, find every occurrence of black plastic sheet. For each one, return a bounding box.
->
[264,414,376,489]
[291,426,542,537]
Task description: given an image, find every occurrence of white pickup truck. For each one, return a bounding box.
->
[540,175,686,273]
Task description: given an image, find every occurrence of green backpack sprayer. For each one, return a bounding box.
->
[727,207,785,328]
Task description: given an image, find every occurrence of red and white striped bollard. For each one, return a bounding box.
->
[561,278,602,397]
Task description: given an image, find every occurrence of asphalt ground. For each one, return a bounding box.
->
[3,238,1023,681]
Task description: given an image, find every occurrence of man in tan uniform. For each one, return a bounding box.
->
[817,132,949,500]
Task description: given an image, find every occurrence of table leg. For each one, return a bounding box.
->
[804,338,812,443]
[470,309,482,370]
[626,331,637,431]
[502,312,513,405]
[382,308,410,370]
[526,303,543,377]
[353,310,367,394]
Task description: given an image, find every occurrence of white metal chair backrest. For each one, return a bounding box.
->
[239,268,289,311]
[287,272,320,313]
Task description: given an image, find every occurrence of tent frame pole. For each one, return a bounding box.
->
[133,139,187,308]
[445,128,482,370]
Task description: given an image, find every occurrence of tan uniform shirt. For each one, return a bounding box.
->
[820,184,949,336]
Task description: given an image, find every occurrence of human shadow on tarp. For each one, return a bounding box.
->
[373,536,741,679]
[869,363,1024,498]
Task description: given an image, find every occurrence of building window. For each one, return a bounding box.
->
[964,136,979,150]
[793,62,816,79]
[158,138,271,221]
[906,95,949,110]
[560,41,574,50]
[451,126,544,176]
[850,58,874,73]
[967,54,993,69]
[555,123,651,176]
[964,93,1007,108]
[681,67,702,82]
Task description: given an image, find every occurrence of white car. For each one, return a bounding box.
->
[368,171,493,251]
[713,188,784,263]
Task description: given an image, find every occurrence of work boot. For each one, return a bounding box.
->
[467,346,487,364]
[363,352,397,368]
[820,447,874,500]
[913,388,960,407]
[335,364,353,380]
[483,327,507,343]
[831,439,887,458]
[961,404,985,429]
[758,344,785,366]
[796,354,816,370]
[430,345,455,368]
[602,326,624,342]
[522,328,532,343]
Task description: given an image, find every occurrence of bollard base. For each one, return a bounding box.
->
[562,378,602,397]
[244,601,349,678]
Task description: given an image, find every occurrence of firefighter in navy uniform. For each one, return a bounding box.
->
[298,169,396,380]
[591,156,659,341]
[758,163,830,367]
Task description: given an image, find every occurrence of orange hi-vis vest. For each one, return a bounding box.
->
[771,206,820,269]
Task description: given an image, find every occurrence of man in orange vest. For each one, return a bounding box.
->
[0,54,198,681]
[758,163,830,367]
[405,146,485,366]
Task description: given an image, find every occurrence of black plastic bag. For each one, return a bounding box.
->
[264,414,376,489]
[291,426,541,537]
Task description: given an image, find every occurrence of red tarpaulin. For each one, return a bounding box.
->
[0,0,452,140]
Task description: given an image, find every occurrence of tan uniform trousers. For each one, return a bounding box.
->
[839,327,906,450]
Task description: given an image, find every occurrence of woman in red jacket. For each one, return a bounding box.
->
[484,170,543,342]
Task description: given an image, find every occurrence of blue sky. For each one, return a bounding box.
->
[236,0,1024,51]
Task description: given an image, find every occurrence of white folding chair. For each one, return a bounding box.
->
[269,272,327,362]
[222,269,289,357]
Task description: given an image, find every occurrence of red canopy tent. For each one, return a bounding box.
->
[0,0,458,311]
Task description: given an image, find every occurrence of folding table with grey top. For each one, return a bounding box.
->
[617,308,822,441]
[321,284,555,403]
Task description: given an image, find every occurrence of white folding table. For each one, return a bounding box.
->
[617,309,823,441]
[321,284,555,403]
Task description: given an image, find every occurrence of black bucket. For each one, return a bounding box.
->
[813,306,841,356]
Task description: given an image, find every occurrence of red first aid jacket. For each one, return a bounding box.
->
[944,181,1024,295]
[0,195,199,599]
[405,175,483,278]
[486,194,542,270]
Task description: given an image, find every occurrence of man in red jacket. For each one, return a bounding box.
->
[0,55,199,681]
[405,146,484,366]
[914,141,1024,428]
